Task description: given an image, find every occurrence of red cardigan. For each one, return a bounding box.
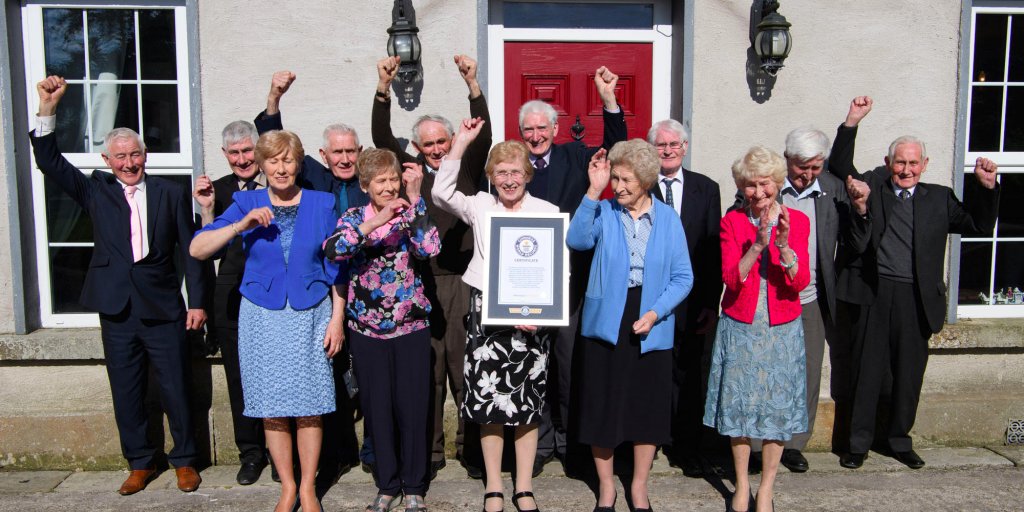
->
[720,208,811,325]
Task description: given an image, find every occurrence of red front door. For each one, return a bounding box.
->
[504,41,653,147]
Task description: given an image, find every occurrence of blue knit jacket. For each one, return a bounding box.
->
[567,195,693,353]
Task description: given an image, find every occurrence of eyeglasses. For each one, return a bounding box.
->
[494,169,525,179]
[654,142,685,151]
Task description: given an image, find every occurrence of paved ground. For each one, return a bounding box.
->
[1,446,1022,511]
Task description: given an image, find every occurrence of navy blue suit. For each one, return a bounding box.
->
[30,129,206,470]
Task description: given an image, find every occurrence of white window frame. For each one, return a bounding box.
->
[958,5,1024,318]
[486,0,673,142]
[22,3,193,327]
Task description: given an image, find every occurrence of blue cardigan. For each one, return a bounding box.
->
[567,195,693,353]
[197,189,343,310]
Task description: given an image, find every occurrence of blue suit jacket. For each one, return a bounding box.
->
[198,189,342,310]
[29,130,205,320]
[567,195,694,353]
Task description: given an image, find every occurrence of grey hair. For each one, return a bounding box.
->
[221,120,258,148]
[518,100,558,130]
[784,126,831,161]
[410,115,453,145]
[323,123,361,149]
[104,127,146,155]
[647,119,689,145]
[888,135,927,162]
[608,139,662,191]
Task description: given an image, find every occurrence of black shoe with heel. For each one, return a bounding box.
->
[513,490,539,512]
[593,492,616,512]
[482,491,504,512]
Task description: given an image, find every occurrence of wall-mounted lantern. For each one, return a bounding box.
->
[753,0,792,77]
[387,0,422,103]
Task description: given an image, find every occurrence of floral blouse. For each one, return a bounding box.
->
[324,197,441,339]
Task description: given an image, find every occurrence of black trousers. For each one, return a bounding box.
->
[849,278,930,454]
[350,328,432,496]
[100,306,196,470]
[217,326,266,464]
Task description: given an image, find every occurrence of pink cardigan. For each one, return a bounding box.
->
[720,208,811,325]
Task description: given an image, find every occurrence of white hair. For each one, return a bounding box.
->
[410,115,453,145]
[323,123,360,149]
[518,100,558,130]
[784,126,831,161]
[888,135,927,162]
[647,119,689,145]
[104,127,145,155]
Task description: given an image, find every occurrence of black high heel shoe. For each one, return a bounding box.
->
[482,491,504,512]
[512,490,539,512]
[593,491,616,512]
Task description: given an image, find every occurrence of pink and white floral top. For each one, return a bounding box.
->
[324,197,441,339]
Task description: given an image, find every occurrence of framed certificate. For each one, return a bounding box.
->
[481,212,570,326]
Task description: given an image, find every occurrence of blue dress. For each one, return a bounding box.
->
[238,204,336,418]
[703,251,808,441]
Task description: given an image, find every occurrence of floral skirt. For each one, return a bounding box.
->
[461,289,549,426]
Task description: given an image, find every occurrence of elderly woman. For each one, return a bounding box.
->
[567,139,693,512]
[190,130,344,512]
[431,118,558,512]
[323,148,440,512]
[704,146,811,512]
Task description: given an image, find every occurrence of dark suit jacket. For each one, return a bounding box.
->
[252,111,369,217]
[651,168,722,330]
[30,130,205,320]
[530,108,628,216]
[206,174,249,331]
[371,93,492,276]
[829,124,999,333]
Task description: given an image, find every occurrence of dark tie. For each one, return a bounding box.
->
[530,157,549,201]
[243,180,257,191]
[662,178,678,209]
[899,189,911,200]
[534,157,547,171]
[337,181,349,216]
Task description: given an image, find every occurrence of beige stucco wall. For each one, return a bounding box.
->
[690,0,964,202]
[0,85,17,334]
[197,0,481,180]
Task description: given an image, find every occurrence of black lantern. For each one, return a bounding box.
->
[753,0,792,77]
[387,0,422,86]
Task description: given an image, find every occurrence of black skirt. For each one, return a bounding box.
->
[577,286,672,448]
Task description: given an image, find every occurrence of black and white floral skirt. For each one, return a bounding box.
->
[461,288,550,426]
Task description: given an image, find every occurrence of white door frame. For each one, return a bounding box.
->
[486,2,673,141]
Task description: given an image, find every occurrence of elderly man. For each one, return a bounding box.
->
[253,72,365,480]
[830,96,1000,469]
[516,67,627,474]
[647,119,722,477]
[192,121,269,485]
[372,54,492,479]
[30,76,207,495]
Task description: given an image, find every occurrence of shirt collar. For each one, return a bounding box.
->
[118,174,146,191]
[782,177,821,200]
[237,173,266,189]
[614,197,657,223]
[529,150,553,165]
[661,167,684,181]
[891,181,916,197]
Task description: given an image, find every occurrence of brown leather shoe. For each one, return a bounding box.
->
[175,466,202,492]
[118,468,157,495]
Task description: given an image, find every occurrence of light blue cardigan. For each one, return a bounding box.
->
[567,195,693,353]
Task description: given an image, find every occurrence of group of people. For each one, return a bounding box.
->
[29,48,1000,512]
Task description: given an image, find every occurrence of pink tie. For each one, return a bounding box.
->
[124,185,143,262]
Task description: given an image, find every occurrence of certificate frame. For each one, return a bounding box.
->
[481,211,570,326]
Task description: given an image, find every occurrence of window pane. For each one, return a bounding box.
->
[139,10,177,80]
[43,8,85,78]
[45,177,93,243]
[1006,86,1024,150]
[997,173,1024,237]
[1010,15,1024,81]
[49,246,92,313]
[969,86,1003,151]
[141,84,180,152]
[974,13,1008,82]
[994,242,1024,304]
[958,241,992,305]
[89,83,139,153]
[87,9,137,80]
[503,2,653,29]
[54,83,87,153]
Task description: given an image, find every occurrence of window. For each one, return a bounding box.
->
[958,6,1024,317]
[23,4,194,327]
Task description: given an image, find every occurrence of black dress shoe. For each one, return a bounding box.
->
[236,461,266,485]
[893,449,925,469]
[780,449,809,473]
[533,452,554,478]
[429,459,446,481]
[839,452,866,469]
